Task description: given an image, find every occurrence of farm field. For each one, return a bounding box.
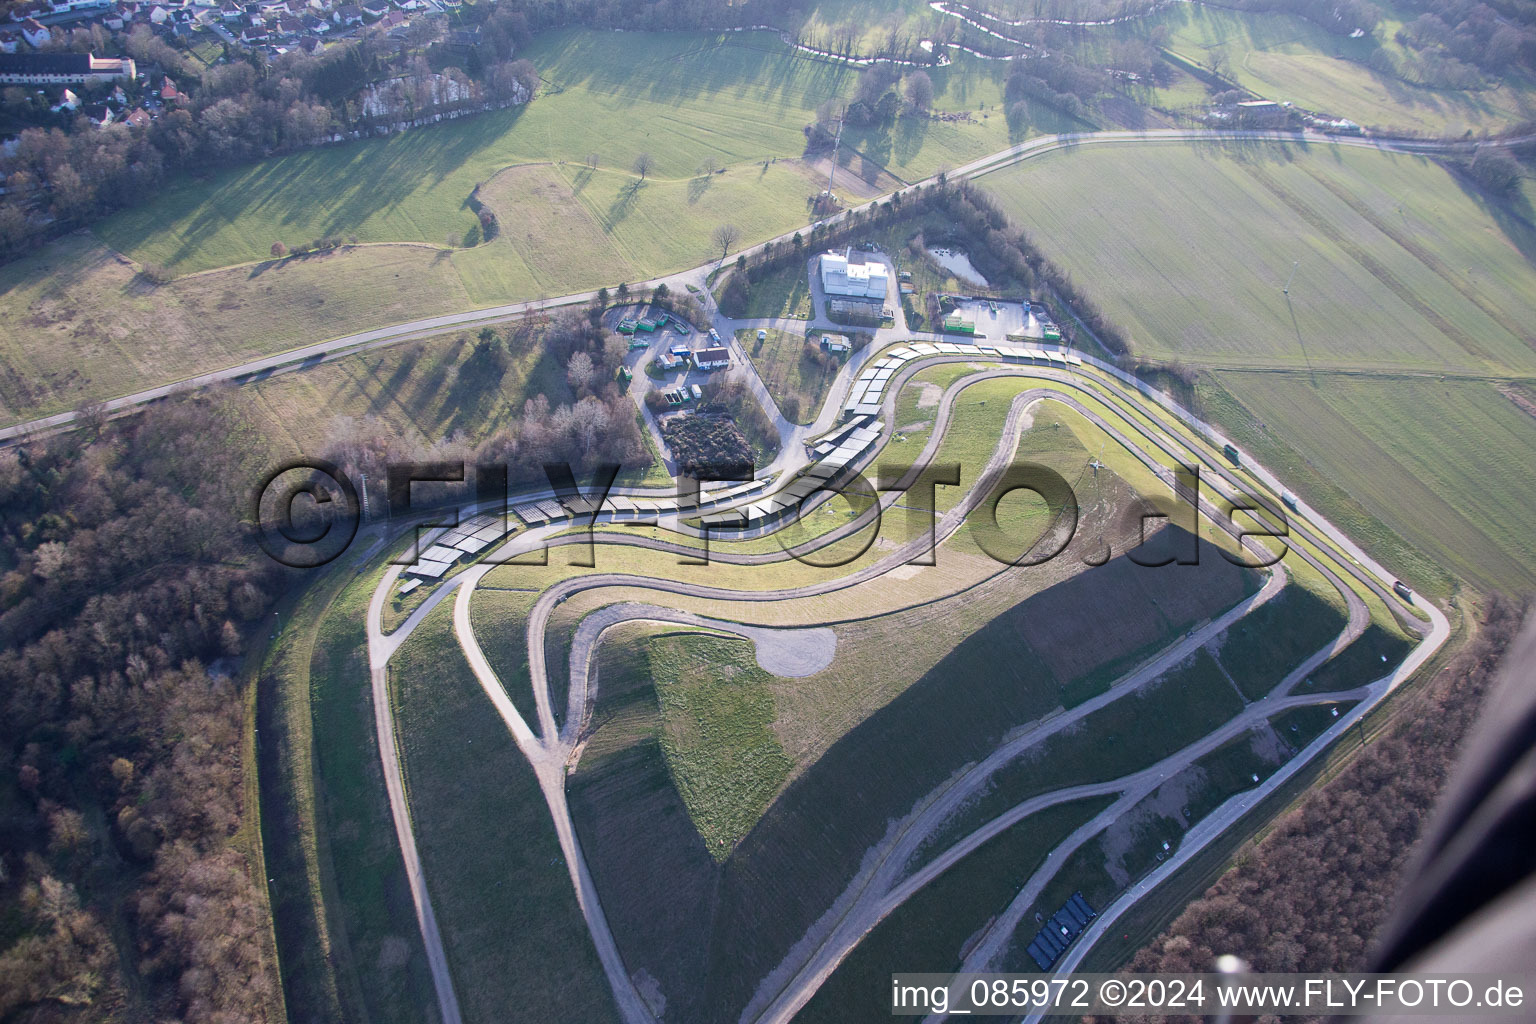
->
[981,141,1536,376]
[737,327,841,424]
[1208,371,1536,595]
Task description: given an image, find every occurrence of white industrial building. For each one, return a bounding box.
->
[819,248,889,300]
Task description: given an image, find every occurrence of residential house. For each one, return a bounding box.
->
[147,5,168,23]
[274,14,299,33]
[359,0,386,15]
[159,76,183,101]
[300,12,327,31]
[331,2,361,24]
[692,347,730,371]
[20,17,51,46]
[123,106,149,127]
[51,87,81,111]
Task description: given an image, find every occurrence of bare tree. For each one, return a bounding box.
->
[712,223,741,260]
[632,152,653,180]
[905,70,934,112]
[586,153,600,169]
[566,351,595,394]
[697,157,719,176]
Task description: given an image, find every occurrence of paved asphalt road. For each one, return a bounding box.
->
[4,126,1530,448]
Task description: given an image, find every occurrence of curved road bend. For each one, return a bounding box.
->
[364,356,1444,1024]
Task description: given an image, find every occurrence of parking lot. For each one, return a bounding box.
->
[608,304,724,411]
[942,297,1054,343]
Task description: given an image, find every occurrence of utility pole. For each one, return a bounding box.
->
[824,114,843,203]
[1283,260,1299,295]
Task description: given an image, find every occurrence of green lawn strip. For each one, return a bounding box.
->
[1210,579,1348,701]
[1271,700,1362,750]
[390,601,621,1024]
[647,633,794,859]
[465,587,540,723]
[258,552,389,1024]
[567,623,723,1022]
[795,797,1115,1024]
[1177,726,1290,826]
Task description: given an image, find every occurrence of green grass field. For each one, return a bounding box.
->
[93,30,1028,278]
[259,555,433,1024]
[1210,372,1536,595]
[244,323,569,453]
[737,327,840,424]
[391,602,621,1024]
[0,235,482,423]
[796,797,1115,1024]
[920,647,1248,858]
[1212,580,1348,701]
[983,142,1536,376]
[716,263,815,320]
[647,633,793,857]
[1146,4,1536,133]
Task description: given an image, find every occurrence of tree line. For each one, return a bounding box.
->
[0,395,290,1022]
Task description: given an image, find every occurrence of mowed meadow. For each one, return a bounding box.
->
[1144,4,1536,134]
